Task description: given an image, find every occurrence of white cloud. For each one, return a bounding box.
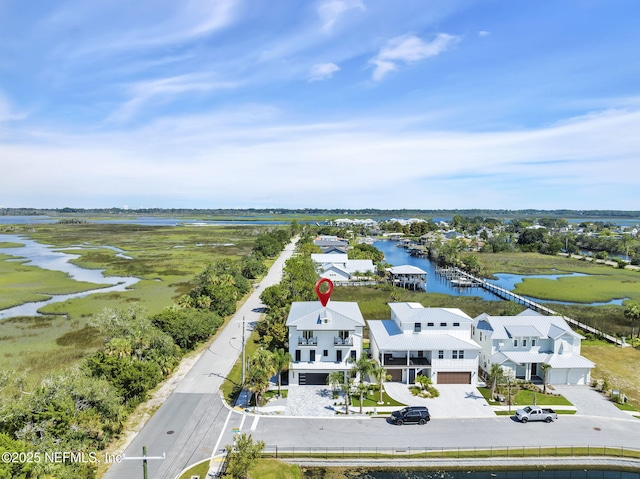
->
[317,0,365,33]
[308,63,340,82]
[478,30,491,37]
[370,33,460,81]
[0,91,26,123]
[105,74,239,123]
[3,104,640,209]
[45,0,238,59]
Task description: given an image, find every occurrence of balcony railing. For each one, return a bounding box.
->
[334,337,353,346]
[298,337,317,346]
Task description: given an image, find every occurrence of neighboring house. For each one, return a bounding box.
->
[386,265,427,291]
[472,310,594,385]
[320,245,348,254]
[368,303,482,385]
[313,236,349,252]
[312,254,375,283]
[286,300,366,385]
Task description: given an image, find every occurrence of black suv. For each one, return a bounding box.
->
[390,406,430,425]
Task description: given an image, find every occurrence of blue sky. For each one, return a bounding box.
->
[1,0,639,210]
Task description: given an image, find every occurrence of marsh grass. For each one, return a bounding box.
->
[0,223,269,390]
[477,252,640,303]
[0,253,108,309]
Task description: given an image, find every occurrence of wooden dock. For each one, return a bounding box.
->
[436,267,625,346]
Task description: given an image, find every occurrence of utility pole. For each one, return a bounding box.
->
[122,446,165,479]
[242,315,246,386]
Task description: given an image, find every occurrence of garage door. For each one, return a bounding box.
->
[298,373,329,385]
[388,369,403,382]
[437,372,471,384]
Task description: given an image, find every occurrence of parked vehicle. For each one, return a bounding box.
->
[390,406,430,425]
[515,406,558,423]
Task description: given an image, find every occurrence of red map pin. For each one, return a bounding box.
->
[314,278,334,307]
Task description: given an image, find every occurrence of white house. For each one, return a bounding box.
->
[386,265,427,291]
[472,310,594,385]
[311,253,375,283]
[286,300,366,385]
[368,303,481,385]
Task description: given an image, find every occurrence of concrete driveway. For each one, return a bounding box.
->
[383,382,496,418]
[551,384,633,419]
[278,383,495,418]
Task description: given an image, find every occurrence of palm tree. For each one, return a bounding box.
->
[271,348,292,396]
[488,363,503,400]
[540,363,551,394]
[327,371,353,414]
[246,350,276,407]
[371,361,390,404]
[327,371,344,398]
[624,303,640,340]
[348,355,375,413]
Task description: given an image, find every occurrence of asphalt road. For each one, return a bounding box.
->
[102,238,298,479]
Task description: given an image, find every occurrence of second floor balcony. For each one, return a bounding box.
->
[334,336,354,346]
[298,337,318,346]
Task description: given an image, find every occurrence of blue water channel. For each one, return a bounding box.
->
[374,241,626,306]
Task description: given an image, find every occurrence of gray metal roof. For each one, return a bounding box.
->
[475,314,581,340]
[504,324,543,338]
[286,301,365,330]
[368,320,481,351]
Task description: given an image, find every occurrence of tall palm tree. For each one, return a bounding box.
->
[326,371,352,414]
[246,350,276,407]
[348,355,375,413]
[488,363,503,400]
[624,303,640,340]
[271,348,292,396]
[371,361,390,405]
[540,363,551,394]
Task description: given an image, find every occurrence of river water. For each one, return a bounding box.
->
[0,234,139,319]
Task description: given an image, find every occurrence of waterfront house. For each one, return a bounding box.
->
[385,265,427,291]
[472,310,594,385]
[368,303,481,385]
[312,253,375,283]
[286,300,366,385]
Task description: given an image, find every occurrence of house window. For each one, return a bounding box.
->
[453,322,460,327]
[479,332,483,341]
[414,322,421,332]
[338,330,349,340]
[438,350,444,359]
[323,349,328,357]
[452,350,458,359]
[336,350,342,362]
[295,350,301,361]
[350,350,356,360]
[310,350,316,362]
[440,322,447,327]
[523,339,527,348]
[427,322,434,327]
[514,339,518,347]
[417,350,424,357]
[459,350,464,359]
[532,339,537,347]
[303,330,313,340]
